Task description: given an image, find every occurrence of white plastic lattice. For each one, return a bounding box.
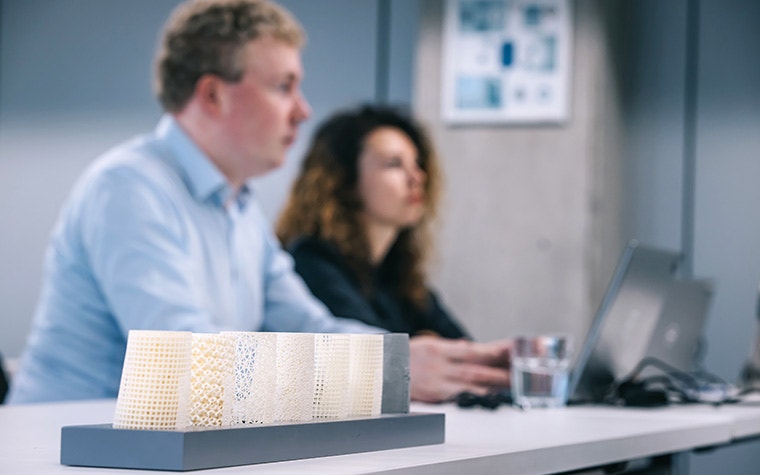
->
[113,330,193,430]
[274,333,315,422]
[348,334,384,417]
[222,331,277,425]
[113,330,389,430]
[189,333,235,427]
[312,334,350,419]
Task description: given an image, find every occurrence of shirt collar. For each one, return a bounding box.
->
[155,114,251,209]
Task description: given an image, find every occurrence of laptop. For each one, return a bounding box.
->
[566,240,713,404]
[642,278,713,376]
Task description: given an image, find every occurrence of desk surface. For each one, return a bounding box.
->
[0,399,751,474]
[666,396,760,440]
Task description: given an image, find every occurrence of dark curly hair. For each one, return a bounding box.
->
[154,0,304,112]
[277,104,443,308]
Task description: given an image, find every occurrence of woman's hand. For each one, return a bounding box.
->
[409,335,512,403]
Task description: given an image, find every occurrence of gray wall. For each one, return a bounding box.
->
[619,0,688,252]
[622,0,760,387]
[693,0,760,382]
[0,0,420,358]
[622,3,760,470]
[691,1,760,472]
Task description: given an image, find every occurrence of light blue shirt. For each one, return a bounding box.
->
[9,115,380,404]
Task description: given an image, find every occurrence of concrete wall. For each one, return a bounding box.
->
[414,0,626,346]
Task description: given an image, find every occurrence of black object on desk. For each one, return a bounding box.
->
[456,390,512,410]
[0,351,8,404]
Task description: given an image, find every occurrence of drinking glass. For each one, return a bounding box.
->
[511,335,573,409]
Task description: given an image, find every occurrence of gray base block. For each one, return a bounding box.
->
[382,333,411,413]
[61,412,445,471]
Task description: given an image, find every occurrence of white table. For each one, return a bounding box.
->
[664,397,760,441]
[0,399,748,474]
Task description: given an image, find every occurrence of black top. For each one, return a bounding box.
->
[287,236,469,339]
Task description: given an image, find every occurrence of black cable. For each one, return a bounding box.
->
[610,356,738,406]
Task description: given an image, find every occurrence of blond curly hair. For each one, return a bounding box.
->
[155,0,304,112]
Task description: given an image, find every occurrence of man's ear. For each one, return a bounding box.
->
[194,74,228,117]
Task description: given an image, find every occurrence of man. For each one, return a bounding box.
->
[9,0,509,404]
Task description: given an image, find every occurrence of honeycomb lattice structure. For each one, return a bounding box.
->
[189,333,235,427]
[113,330,193,430]
[348,334,384,417]
[223,331,277,424]
[313,334,350,419]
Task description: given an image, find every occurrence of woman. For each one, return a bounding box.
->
[277,104,468,339]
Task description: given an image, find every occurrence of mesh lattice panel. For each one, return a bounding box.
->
[113,330,193,430]
[274,333,315,422]
[348,334,384,417]
[313,334,350,419]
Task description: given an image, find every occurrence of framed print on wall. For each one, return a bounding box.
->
[441,0,573,125]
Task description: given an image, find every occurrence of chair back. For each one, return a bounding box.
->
[0,352,8,404]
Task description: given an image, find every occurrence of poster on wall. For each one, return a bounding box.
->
[441,0,572,124]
